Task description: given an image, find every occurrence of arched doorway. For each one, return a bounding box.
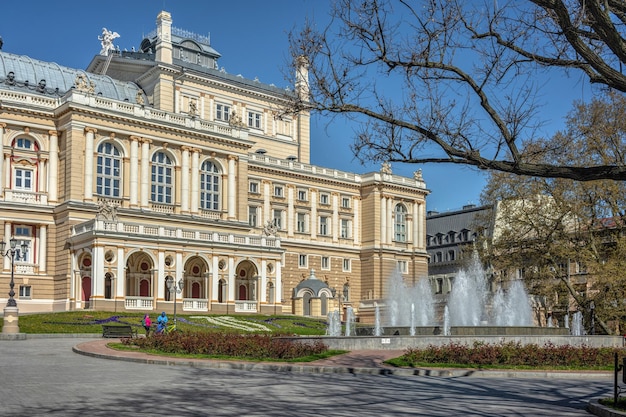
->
[125,251,155,308]
[81,276,91,308]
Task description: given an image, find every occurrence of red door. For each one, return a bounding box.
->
[81,276,91,307]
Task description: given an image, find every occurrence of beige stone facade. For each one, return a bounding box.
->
[0,11,429,319]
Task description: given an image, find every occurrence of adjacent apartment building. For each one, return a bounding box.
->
[0,11,429,319]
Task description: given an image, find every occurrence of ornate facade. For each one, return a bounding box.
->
[0,11,429,319]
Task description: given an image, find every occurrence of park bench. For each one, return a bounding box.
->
[101,324,138,338]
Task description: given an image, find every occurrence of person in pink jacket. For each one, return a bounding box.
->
[142,314,152,337]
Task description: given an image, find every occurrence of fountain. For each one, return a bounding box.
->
[570,311,584,336]
[345,306,355,336]
[326,310,341,337]
[352,249,569,337]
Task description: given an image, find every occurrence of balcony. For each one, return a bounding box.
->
[4,190,48,205]
[125,296,154,310]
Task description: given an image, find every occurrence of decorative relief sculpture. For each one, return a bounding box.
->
[74,74,95,94]
[96,200,119,222]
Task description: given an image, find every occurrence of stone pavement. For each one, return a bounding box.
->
[1,336,619,416]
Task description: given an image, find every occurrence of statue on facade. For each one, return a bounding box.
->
[189,99,197,116]
[135,90,145,106]
[74,74,95,94]
[98,28,120,56]
[413,169,423,181]
[262,220,278,237]
[96,200,119,222]
[229,105,244,128]
[381,161,392,175]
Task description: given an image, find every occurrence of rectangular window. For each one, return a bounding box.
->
[319,216,329,235]
[343,258,351,272]
[273,209,283,229]
[249,181,259,194]
[274,185,284,198]
[299,254,308,268]
[320,193,330,205]
[216,103,231,121]
[397,260,408,274]
[248,207,258,227]
[14,168,33,191]
[297,213,307,233]
[297,189,307,201]
[19,285,31,299]
[321,256,330,270]
[340,219,351,239]
[341,197,351,208]
[13,226,32,263]
[247,110,262,129]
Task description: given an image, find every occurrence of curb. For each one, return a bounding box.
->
[588,399,626,417]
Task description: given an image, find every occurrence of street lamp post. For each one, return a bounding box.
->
[1,237,29,334]
[166,277,184,326]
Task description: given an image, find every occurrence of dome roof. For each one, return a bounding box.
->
[0,51,145,102]
[294,269,331,296]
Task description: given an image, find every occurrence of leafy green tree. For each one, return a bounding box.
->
[481,93,626,334]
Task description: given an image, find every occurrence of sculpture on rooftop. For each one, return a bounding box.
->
[98,28,120,56]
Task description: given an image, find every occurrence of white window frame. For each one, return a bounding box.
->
[299,254,308,268]
[321,256,330,270]
[340,219,351,239]
[200,160,220,211]
[397,260,408,274]
[248,206,258,227]
[247,110,262,129]
[13,167,33,191]
[297,189,308,201]
[249,181,259,194]
[297,212,307,233]
[13,225,33,264]
[320,193,330,205]
[319,216,329,235]
[341,196,351,208]
[96,142,122,198]
[274,185,284,198]
[342,258,351,272]
[19,285,31,299]
[216,103,231,122]
[273,209,283,230]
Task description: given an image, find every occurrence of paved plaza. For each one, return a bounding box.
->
[0,337,615,416]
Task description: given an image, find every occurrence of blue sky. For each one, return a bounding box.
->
[0,1,590,212]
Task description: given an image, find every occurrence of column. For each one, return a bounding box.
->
[38,225,47,272]
[0,123,5,194]
[227,257,235,302]
[140,139,151,208]
[48,131,59,202]
[332,193,339,242]
[275,261,282,305]
[227,156,236,219]
[157,251,165,300]
[181,146,190,213]
[353,197,360,245]
[190,149,200,213]
[380,195,387,244]
[310,189,317,239]
[92,245,105,299]
[212,256,219,302]
[176,251,184,303]
[116,247,125,301]
[3,222,10,270]
[84,128,96,201]
[387,197,394,243]
[129,137,139,207]
[287,185,295,237]
[262,180,271,223]
[260,259,267,303]
[413,202,419,249]
[418,202,425,249]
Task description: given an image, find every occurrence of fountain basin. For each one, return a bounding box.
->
[355,326,570,337]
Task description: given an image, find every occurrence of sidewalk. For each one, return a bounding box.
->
[72,338,613,379]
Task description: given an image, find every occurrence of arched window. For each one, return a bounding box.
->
[96,142,122,197]
[151,151,173,204]
[394,204,407,242]
[200,160,220,210]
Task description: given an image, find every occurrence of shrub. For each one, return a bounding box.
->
[399,341,626,368]
[122,332,328,360]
